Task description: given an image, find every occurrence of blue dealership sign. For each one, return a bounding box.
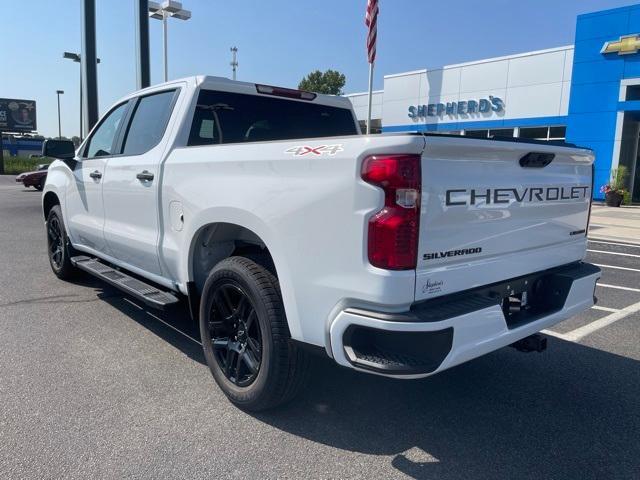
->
[408,96,504,118]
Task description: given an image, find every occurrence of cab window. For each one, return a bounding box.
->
[84,102,128,158]
[121,90,177,155]
[187,89,357,146]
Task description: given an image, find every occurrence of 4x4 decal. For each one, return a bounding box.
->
[285,144,344,156]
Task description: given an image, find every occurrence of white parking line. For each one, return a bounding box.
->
[587,249,640,258]
[598,283,640,293]
[588,240,640,249]
[593,263,640,273]
[592,305,620,313]
[122,297,202,346]
[146,310,203,346]
[546,299,640,342]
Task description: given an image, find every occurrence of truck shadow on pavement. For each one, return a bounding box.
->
[99,287,206,364]
[264,343,640,480]
[101,289,639,480]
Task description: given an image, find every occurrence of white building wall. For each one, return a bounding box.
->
[347,46,574,130]
[347,90,384,122]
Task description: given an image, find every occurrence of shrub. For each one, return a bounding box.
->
[2,156,49,175]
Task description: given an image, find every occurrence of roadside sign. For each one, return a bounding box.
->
[0,98,37,132]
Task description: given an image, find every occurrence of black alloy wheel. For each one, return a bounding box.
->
[47,215,65,270]
[46,205,76,279]
[199,256,309,411]
[207,283,262,387]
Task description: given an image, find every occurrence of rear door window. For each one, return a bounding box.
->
[121,90,177,155]
[188,89,357,146]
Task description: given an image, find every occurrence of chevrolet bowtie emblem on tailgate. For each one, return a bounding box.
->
[601,34,640,55]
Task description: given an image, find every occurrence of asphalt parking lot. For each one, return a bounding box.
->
[1,175,638,480]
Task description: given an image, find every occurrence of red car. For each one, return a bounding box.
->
[15,164,49,191]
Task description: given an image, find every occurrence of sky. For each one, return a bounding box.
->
[2,0,639,138]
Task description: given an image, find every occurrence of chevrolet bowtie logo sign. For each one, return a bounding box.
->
[601,34,640,55]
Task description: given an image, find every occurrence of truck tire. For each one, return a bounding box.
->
[199,256,309,411]
[46,205,77,280]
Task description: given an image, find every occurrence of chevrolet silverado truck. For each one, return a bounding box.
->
[41,76,600,410]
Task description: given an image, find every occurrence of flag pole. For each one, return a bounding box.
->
[366,62,374,135]
[365,0,378,135]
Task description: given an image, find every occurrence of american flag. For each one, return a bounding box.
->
[365,0,378,64]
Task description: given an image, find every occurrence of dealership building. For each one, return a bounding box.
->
[348,5,640,202]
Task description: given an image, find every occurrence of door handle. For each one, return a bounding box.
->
[89,170,102,180]
[136,170,154,182]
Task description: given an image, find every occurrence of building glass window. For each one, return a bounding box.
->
[519,127,549,140]
[548,126,566,140]
[489,128,514,138]
[464,129,489,138]
[519,126,566,141]
[429,130,460,135]
[625,85,640,101]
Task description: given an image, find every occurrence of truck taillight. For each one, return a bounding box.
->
[361,154,421,270]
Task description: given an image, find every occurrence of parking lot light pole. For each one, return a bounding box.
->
[81,0,99,136]
[148,1,191,82]
[63,52,100,141]
[135,0,151,90]
[56,90,64,139]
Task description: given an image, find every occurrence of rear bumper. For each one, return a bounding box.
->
[329,262,600,378]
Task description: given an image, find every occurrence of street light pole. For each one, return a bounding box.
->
[163,11,168,82]
[230,47,238,80]
[56,90,64,139]
[135,0,151,89]
[148,1,191,83]
[63,52,100,141]
[81,0,99,136]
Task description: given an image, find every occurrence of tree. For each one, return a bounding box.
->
[71,136,81,147]
[298,69,346,95]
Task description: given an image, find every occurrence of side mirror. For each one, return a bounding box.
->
[42,139,75,160]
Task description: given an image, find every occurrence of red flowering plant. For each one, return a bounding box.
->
[600,166,628,195]
[600,184,624,195]
[601,166,629,206]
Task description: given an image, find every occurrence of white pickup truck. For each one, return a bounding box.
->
[42,76,600,410]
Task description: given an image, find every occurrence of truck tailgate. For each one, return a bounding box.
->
[415,136,594,302]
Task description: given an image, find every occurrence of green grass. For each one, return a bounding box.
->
[2,156,50,175]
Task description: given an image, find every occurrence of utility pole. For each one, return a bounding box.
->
[81,0,99,135]
[135,0,151,89]
[230,46,238,80]
[56,90,64,139]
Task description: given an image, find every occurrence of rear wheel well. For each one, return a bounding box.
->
[43,192,60,220]
[191,223,275,294]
